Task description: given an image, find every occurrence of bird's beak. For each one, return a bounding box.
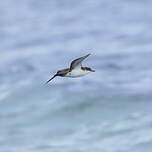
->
[91,69,95,72]
[45,74,57,84]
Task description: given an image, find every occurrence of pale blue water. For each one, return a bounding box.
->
[1,0,152,152]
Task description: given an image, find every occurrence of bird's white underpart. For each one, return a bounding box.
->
[65,68,90,77]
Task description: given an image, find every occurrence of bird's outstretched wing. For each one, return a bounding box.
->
[69,54,91,71]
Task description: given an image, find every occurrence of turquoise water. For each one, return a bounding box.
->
[1,0,152,151]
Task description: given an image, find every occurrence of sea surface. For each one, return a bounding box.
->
[1,0,152,152]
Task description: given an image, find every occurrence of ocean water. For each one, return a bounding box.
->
[1,0,152,151]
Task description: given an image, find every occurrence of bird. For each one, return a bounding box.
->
[45,54,95,84]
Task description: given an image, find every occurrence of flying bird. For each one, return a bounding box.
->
[45,54,95,84]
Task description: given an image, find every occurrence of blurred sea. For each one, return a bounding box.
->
[1,0,152,152]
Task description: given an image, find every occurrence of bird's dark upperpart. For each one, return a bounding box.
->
[81,67,95,72]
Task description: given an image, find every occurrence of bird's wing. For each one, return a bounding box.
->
[69,54,91,71]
